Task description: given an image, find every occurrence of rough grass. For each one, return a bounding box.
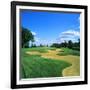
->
[21,48,71,78]
[57,48,80,56]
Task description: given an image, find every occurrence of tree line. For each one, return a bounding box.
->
[51,39,80,51]
[22,27,80,51]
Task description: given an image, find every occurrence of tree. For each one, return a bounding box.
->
[22,27,34,48]
[30,39,35,47]
[33,44,36,47]
[68,40,73,49]
[40,44,43,47]
[63,41,67,47]
[47,44,48,47]
[51,43,60,48]
[78,39,80,46]
[24,42,29,48]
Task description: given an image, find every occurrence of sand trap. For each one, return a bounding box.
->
[26,51,41,55]
[26,49,80,76]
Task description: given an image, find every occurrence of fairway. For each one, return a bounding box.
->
[21,47,80,78]
[20,10,80,79]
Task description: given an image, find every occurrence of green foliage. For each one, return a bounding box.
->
[39,44,44,47]
[51,41,68,48]
[24,42,29,48]
[22,47,48,53]
[31,44,37,47]
[57,48,80,56]
[22,47,57,53]
[21,48,71,78]
[51,39,80,51]
[51,43,60,48]
[22,27,34,48]
[49,48,56,50]
[68,40,73,49]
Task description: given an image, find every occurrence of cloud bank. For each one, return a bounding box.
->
[30,30,80,46]
[57,30,80,43]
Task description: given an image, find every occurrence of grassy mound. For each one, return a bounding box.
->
[57,48,80,56]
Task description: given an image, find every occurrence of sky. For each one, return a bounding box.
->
[20,10,80,46]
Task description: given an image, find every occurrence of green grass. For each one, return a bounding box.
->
[22,47,48,53]
[49,48,56,50]
[22,47,57,53]
[21,48,71,78]
[57,48,80,56]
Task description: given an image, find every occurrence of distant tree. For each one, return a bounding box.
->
[51,38,80,51]
[31,43,33,47]
[33,44,36,47]
[51,43,60,48]
[68,40,73,49]
[31,44,36,47]
[40,44,43,47]
[30,39,35,48]
[22,27,34,48]
[73,42,78,47]
[63,41,67,47]
[78,38,80,46]
[24,42,29,48]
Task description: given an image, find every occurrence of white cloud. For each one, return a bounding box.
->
[31,31,36,36]
[33,37,56,46]
[61,30,80,37]
[57,30,80,43]
[34,37,40,42]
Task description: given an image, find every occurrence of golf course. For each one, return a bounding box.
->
[20,10,80,79]
[21,47,80,78]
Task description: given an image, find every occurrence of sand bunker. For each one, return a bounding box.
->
[26,49,80,76]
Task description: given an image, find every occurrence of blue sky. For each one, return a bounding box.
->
[20,10,80,46]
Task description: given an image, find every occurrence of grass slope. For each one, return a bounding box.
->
[57,48,80,56]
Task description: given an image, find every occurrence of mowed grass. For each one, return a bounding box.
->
[57,48,80,56]
[21,48,71,78]
[22,47,56,53]
[22,47,48,53]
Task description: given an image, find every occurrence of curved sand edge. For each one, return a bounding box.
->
[26,49,80,76]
